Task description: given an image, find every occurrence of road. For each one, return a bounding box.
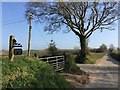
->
[77,55,119,88]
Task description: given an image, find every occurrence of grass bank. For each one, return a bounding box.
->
[2,57,71,88]
[86,53,105,64]
[75,53,105,64]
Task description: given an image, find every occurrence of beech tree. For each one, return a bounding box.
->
[26,2,119,62]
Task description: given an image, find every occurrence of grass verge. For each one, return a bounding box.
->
[2,57,71,88]
[85,53,105,64]
[75,53,105,64]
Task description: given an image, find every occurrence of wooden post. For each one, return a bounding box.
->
[9,35,14,61]
[27,13,33,57]
[56,56,58,71]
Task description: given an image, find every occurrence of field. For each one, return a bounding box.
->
[1,50,105,64]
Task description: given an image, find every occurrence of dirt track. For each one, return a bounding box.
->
[77,55,119,88]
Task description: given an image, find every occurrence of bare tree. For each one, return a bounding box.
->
[26,2,119,62]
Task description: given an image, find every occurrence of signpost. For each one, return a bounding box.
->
[9,35,15,61]
[9,35,22,61]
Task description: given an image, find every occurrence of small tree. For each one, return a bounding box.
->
[117,47,120,53]
[48,40,58,56]
[99,44,107,52]
[108,44,115,53]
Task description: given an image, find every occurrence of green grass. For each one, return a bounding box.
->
[23,50,49,57]
[85,53,105,64]
[75,53,105,64]
[2,57,71,88]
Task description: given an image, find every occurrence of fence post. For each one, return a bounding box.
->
[62,56,65,69]
[56,56,58,71]
[47,58,48,63]
[9,35,14,61]
[63,52,67,69]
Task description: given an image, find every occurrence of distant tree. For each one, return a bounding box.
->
[117,47,120,53]
[48,40,58,56]
[99,44,107,52]
[26,2,120,63]
[109,44,115,53]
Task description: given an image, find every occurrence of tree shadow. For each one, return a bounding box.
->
[106,55,118,65]
[75,54,90,64]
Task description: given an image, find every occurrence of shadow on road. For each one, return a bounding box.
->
[77,55,119,88]
[106,55,118,65]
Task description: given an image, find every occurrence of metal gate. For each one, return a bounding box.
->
[39,56,65,71]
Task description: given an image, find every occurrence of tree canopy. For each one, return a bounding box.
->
[26,2,119,36]
[26,2,120,62]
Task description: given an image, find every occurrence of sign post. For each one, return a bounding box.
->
[9,35,22,61]
[9,35,14,61]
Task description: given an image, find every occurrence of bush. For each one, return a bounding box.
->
[110,53,120,62]
[99,44,107,52]
[48,40,59,56]
[64,53,85,75]
[90,48,105,53]
[2,57,71,88]
[75,54,84,63]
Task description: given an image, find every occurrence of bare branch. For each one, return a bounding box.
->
[26,2,119,38]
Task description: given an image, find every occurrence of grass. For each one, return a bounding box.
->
[75,53,105,64]
[2,57,71,88]
[85,53,105,64]
[23,50,49,57]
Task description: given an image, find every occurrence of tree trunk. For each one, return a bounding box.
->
[80,36,87,63]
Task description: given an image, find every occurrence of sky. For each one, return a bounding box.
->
[2,2,119,50]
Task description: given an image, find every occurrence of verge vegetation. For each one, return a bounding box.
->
[110,52,120,62]
[64,53,85,75]
[2,57,71,88]
[75,53,105,64]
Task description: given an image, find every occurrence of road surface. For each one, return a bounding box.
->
[77,55,119,88]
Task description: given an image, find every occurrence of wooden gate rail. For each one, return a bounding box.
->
[39,56,64,71]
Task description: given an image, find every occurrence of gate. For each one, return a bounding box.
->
[39,56,65,71]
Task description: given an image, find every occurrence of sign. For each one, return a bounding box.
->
[13,43,22,47]
[14,49,22,55]
[13,45,22,47]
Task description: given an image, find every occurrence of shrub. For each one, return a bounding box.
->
[64,53,85,75]
[99,44,107,52]
[110,53,120,62]
[75,54,84,63]
[48,40,59,56]
[2,57,71,88]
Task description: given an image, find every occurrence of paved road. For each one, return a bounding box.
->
[77,55,119,88]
